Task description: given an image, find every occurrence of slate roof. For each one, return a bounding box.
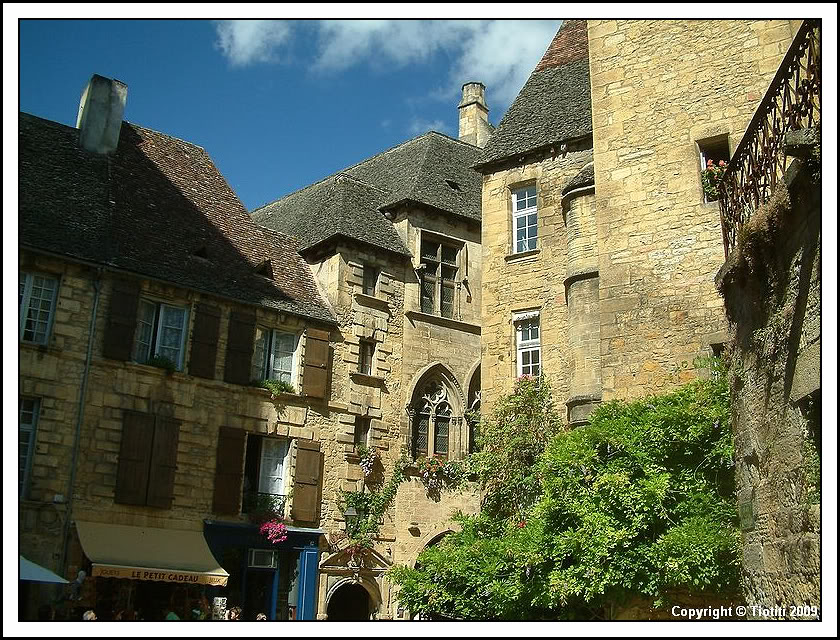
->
[475,20,592,171]
[19,112,335,324]
[562,158,595,194]
[253,131,482,256]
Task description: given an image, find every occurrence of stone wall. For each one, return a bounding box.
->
[716,158,821,616]
[480,143,593,412]
[588,19,795,401]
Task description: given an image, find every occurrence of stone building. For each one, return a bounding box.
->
[251,86,488,619]
[19,74,485,621]
[476,19,799,422]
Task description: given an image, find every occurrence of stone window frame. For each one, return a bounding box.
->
[19,395,40,499]
[19,271,59,345]
[411,380,453,460]
[132,297,191,370]
[696,134,731,204]
[251,326,301,388]
[511,184,538,254]
[514,310,541,378]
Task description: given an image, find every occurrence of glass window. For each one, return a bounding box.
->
[512,186,538,253]
[516,315,541,377]
[419,236,460,318]
[19,396,40,498]
[252,328,297,386]
[19,272,58,345]
[359,340,375,376]
[132,300,189,370]
[258,438,289,496]
[362,265,379,296]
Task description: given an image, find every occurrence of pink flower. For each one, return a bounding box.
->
[718,160,727,167]
[517,521,526,528]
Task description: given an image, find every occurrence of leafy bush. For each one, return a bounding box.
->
[144,354,177,373]
[255,379,295,395]
[390,366,739,619]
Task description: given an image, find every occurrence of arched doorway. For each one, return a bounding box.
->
[326,582,370,621]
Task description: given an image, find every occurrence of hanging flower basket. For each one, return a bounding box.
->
[259,519,288,545]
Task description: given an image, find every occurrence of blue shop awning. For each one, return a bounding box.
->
[20,556,68,583]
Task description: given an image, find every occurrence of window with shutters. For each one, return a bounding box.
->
[512,185,538,253]
[115,411,180,508]
[19,396,40,499]
[19,272,59,345]
[411,380,451,460]
[132,299,190,370]
[243,435,290,516]
[515,313,541,377]
[419,236,460,318]
[251,327,299,388]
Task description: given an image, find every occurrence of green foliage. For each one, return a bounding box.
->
[417,456,468,501]
[255,379,296,395]
[390,365,740,620]
[144,354,177,373]
[701,159,728,201]
[469,375,562,519]
[341,454,409,542]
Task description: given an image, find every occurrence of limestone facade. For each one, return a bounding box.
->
[479,19,796,424]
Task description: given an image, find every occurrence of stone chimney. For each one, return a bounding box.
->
[76,74,127,154]
[458,82,493,148]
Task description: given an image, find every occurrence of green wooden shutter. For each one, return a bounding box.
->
[212,426,246,515]
[115,411,155,505]
[291,440,322,523]
[188,303,221,380]
[145,417,181,509]
[302,328,330,399]
[224,310,256,386]
[103,279,141,361]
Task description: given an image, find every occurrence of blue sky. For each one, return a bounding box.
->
[15,17,561,210]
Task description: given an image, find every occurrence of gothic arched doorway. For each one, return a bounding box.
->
[326,582,370,621]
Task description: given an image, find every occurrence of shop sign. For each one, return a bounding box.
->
[92,565,228,586]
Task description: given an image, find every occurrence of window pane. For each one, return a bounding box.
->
[21,274,57,344]
[252,327,269,381]
[258,438,288,495]
[434,417,449,456]
[19,397,39,498]
[413,413,429,459]
[441,245,458,265]
[133,300,156,363]
[516,215,527,229]
[441,283,454,318]
[271,331,295,383]
[157,305,186,366]
[421,241,439,260]
[363,265,378,295]
[421,277,436,314]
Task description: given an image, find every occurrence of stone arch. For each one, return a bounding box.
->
[406,363,467,459]
[325,575,382,620]
[410,527,456,569]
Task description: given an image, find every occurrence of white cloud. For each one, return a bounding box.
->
[215,20,292,66]
[408,118,448,136]
[312,20,561,112]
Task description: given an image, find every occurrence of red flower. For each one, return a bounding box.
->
[517,521,526,528]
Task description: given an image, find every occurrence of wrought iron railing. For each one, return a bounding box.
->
[718,20,820,258]
[242,491,286,516]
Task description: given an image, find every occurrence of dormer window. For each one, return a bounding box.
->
[445,179,462,192]
[256,259,273,279]
[191,246,209,260]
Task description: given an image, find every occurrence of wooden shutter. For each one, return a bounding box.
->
[212,426,246,515]
[224,310,256,386]
[145,417,181,509]
[302,328,330,399]
[188,303,221,379]
[291,440,322,523]
[103,279,141,361]
[115,411,155,505]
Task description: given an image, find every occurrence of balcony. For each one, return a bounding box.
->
[718,20,820,258]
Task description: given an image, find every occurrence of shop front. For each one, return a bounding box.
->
[203,519,322,621]
[74,520,230,621]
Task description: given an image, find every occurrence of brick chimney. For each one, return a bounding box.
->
[458,82,493,148]
[76,74,127,154]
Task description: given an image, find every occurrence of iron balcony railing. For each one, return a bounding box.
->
[718,19,820,258]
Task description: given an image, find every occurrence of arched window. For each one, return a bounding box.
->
[411,380,453,460]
